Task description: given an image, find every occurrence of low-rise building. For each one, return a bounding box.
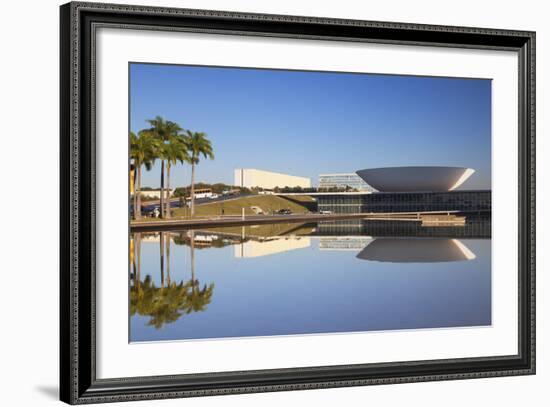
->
[137,188,175,199]
[234,168,311,189]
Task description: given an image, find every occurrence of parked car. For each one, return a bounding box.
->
[142,205,161,218]
[276,208,292,215]
[250,206,264,215]
[319,210,332,215]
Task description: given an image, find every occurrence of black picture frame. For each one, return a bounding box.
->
[60,2,536,404]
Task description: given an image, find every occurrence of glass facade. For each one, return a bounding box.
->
[317,215,491,239]
[318,173,375,192]
[317,190,491,214]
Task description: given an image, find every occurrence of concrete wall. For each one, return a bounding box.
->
[234,168,311,189]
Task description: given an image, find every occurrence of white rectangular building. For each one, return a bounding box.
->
[234,168,311,189]
[138,188,175,199]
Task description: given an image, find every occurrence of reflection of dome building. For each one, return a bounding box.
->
[356,238,476,263]
[355,166,475,192]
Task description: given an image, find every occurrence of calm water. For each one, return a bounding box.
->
[130,220,491,342]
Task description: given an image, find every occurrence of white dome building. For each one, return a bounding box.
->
[355,166,475,192]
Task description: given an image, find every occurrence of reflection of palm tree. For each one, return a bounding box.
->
[188,230,214,312]
[190,230,195,280]
[166,233,171,286]
[130,276,215,329]
[187,280,215,314]
[184,131,214,216]
[134,233,142,292]
[159,232,165,287]
[130,276,194,329]
[130,230,215,329]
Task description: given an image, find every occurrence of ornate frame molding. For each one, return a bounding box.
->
[60,2,535,404]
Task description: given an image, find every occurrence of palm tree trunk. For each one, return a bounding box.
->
[160,232,165,288]
[165,163,171,218]
[160,160,165,218]
[132,165,138,220]
[136,165,142,219]
[190,162,196,216]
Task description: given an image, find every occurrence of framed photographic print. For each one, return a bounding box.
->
[60,1,536,404]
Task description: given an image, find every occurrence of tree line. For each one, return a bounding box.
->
[130,116,214,219]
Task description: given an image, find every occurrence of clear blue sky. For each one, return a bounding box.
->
[130,63,491,189]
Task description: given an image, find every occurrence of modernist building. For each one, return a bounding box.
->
[317,190,491,214]
[355,166,475,192]
[234,168,311,190]
[318,173,375,192]
[316,166,491,214]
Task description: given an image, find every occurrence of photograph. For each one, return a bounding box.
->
[128,63,492,342]
[55,1,536,404]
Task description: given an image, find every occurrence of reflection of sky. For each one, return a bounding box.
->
[131,236,491,342]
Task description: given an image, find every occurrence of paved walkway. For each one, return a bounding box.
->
[130,211,460,232]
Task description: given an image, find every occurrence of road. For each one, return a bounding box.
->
[129,210,461,232]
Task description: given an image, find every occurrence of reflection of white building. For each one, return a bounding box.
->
[140,232,177,243]
[140,233,161,243]
[235,237,310,258]
[234,168,311,189]
[193,233,219,243]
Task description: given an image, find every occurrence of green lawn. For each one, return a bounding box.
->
[172,194,311,218]
[281,194,316,202]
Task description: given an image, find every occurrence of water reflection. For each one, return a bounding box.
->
[130,218,491,341]
[356,238,476,263]
[130,231,215,329]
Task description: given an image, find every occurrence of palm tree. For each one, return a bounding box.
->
[184,131,214,216]
[130,131,158,219]
[141,116,182,218]
[160,135,190,218]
